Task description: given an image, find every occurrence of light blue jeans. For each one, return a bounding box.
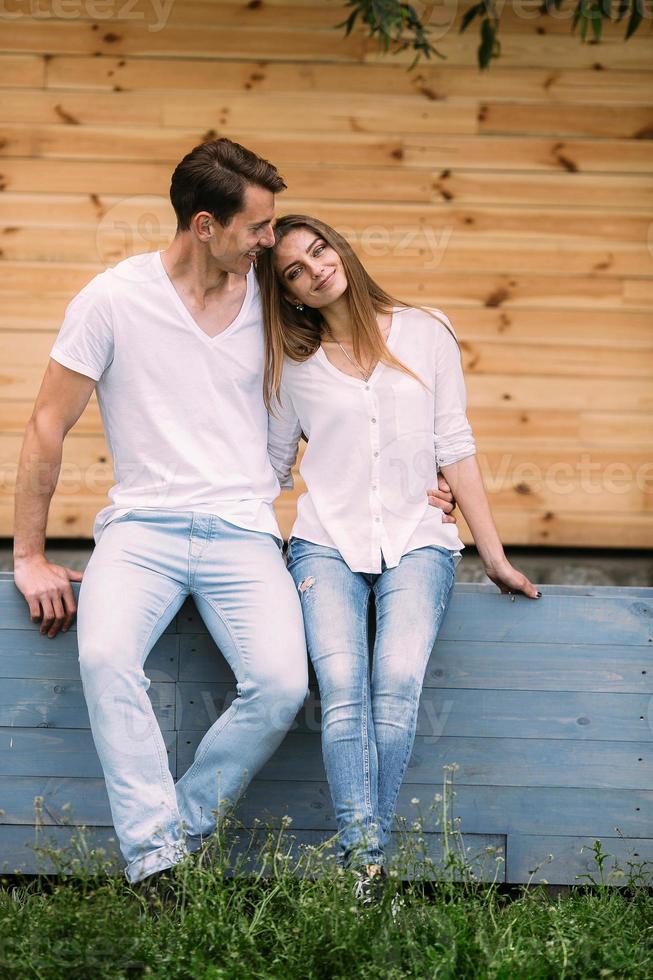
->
[286,537,456,868]
[76,510,308,883]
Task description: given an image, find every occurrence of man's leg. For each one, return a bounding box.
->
[76,511,191,882]
[175,516,309,845]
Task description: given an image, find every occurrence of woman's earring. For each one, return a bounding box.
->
[295,302,304,312]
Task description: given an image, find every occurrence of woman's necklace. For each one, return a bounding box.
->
[324,329,373,382]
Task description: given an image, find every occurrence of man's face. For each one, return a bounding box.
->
[204,183,276,275]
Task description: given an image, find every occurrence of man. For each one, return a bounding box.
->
[13,138,457,883]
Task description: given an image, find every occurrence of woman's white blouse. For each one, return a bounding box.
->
[267,306,477,573]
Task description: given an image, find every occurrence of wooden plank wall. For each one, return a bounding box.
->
[0,0,652,547]
[1,572,652,884]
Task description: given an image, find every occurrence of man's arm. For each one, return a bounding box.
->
[13,359,97,638]
[427,472,457,523]
[267,389,303,491]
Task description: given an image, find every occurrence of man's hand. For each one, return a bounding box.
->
[13,556,84,639]
[427,472,457,524]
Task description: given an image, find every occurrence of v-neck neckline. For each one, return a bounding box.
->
[315,310,399,387]
[156,250,252,346]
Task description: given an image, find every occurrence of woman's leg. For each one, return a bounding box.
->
[287,539,382,867]
[371,546,456,852]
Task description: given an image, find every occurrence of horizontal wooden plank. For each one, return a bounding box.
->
[2,191,652,254]
[2,17,653,69]
[0,20,367,61]
[0,727,176,778]
[468,408,653,447]
[430,171,653,209]
[2,278,651,348]
[3,225,652,277]
[3,0,639,38]
[223,828,506,880]
[15,433,644,528]
[0,88,476,136]
[363,32,653,71]
[178,731,653,789]
[0,823,506,880]
[0,630,179,676]
[178,589,653,646]
[626,278,653,307]
[0,123,405,167]
[0,89,165,127]
[0,158,441,203]
[163,91,479,135]
[0,123,653,177]
[2,156,652,209]
[237,780,653,839]
[452,308,653,349]
[0,678,175,729]
[177,682,653,742]
[2,262,651,313]
[463,375,653,412]
[506,833,653,885]
[168,95,653,141]
[443,591,653,646]
[4,120,651,176]
[403,133,653,173]
[0,825,123,875]
[449,510,653,549]
[178,632,653,693]
[1,498,652,547]
[5,328,652,390]
[0,54,44,87]
[3,397,652,456]
[2,775,651,840]
[423,640,653,693]
[0,775,112,826]
[44,56,653,107]
[478,102,653,139]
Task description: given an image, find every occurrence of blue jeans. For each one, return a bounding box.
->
[76,510,308,883]
[286,538,456,868]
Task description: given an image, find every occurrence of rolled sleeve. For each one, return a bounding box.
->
[433,312,477,468]
[49,274,114,382]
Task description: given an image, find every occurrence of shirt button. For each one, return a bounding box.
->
[374,451,379,457]
[375,517,381,523]
[365,385,370,391]
[371,418,377,424]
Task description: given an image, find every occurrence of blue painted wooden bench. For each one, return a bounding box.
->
[1,570,651,885]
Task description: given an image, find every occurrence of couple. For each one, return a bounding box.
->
[13,138,539,894]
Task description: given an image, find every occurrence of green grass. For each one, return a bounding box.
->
[1,780,651,980]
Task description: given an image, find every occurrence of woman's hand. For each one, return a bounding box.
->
[483,557,542,600]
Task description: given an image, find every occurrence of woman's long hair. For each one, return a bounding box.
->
[256,214,460,412]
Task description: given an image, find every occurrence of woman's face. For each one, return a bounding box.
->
[273,227,348,310]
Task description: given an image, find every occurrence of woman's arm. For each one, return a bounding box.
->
[438,454,504,569]
[433,315,541,600]
[267,386,303,490]
[440,456,540,598]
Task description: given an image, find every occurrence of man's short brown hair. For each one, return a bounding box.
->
[170,138,286,231]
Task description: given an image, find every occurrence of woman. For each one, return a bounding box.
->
[256,215,540,901]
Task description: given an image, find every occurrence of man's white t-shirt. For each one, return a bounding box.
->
[49,250,283,545]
